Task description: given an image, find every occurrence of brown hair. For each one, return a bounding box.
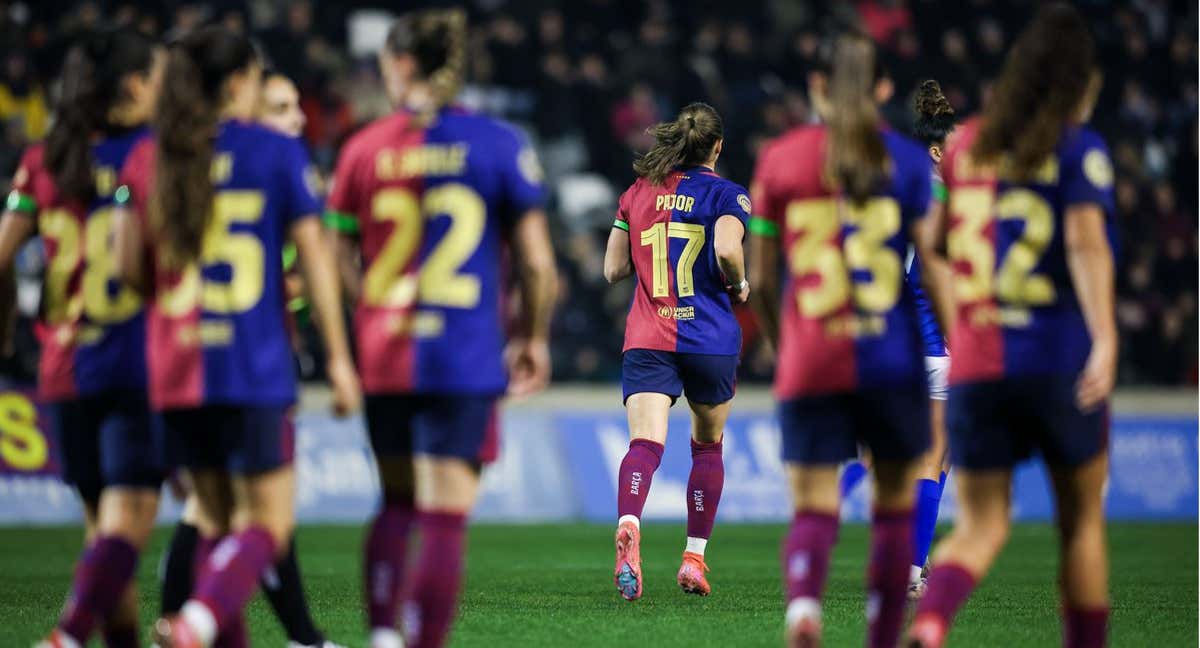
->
[912,79,956,146]
[151,26,256,264]
[633,102,723,185]
[823,32,888,204]
[971,3,1095,179]
[385,8,468,119]
[45,28,156,202]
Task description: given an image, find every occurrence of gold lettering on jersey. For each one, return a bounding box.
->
[175,320,234,347]
[655,194,696,212]
[94,166,116,197]
[823,314,887,339]
[375,145,469,181]
[969,304,1033,329]
[211,154,233,184]
[76,325,104,346]
[385,311,446,338]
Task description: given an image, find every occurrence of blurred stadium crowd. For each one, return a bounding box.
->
[1,0,1196,385]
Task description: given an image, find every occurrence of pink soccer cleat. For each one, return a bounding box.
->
[613,521,643,601]
[151,616,205,648]
[676,551,711,596]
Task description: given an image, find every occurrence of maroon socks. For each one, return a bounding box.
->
[782,511,839,605]
[365,503,416,630]
[1065,606,1109,648]
[867,509,915,648]
[616,439,664,522]
[685,440,724,553]
[407,511,468,648]
[58,536,139,644]
[914,563,978,634]
[187,527,277,644]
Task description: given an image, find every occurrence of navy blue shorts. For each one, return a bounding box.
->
[158,405,294,475]
[948,376,1109,470]
[622,349,738,405]
[779,383,931,465]
[365,394,498,462]
[49,390,162,505]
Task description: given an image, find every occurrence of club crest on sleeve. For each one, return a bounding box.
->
[737,193,752,214]
[519,147,544,185]
[1083,149,1113,190]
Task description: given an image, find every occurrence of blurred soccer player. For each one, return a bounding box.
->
[0,28,163,648]
[324,10,556,648]
[111,25,360,648]
[603,102,749,600]
[156,67,342,648]
[906,5,1116,647]
[748,33,947,647]
[905,78,957,599]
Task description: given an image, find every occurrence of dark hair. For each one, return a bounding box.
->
[971,3,1095,179]
[633,102,723,185]
[823,32,888,205]
[385,8,468,115]
[151,25,257,264]
[44,28,156,202]
[912,79,956,146]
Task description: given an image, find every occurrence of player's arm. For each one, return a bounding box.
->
[748,217,781,351]
[507,208,558,397]
[911,199,954,336]
[292,216,361,415]
[714,215,749,304]
[603,221,632,284]
[0,206,36,356]
[323,210,361,306]
[1065,203,1116,410]
[112,204,148,295]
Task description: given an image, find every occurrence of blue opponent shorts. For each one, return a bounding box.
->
[158,405,294,474]
[49,390,162,505]
[948,377,1109,470]
[622,349,738,405]
[779,383,931,464]
[365,394,498,462]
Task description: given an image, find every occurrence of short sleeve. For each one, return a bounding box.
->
[498,125,545,222]
[324,137,362,235]
[748,143,781,237]
[278,137,321,226]
[1062,132,1115,216]
[5,146,42,215]
[717,183,752,226]
[613,187,630,232]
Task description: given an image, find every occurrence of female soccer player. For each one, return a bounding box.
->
[907,5,1116,647]
[0,28,162,648]
[905,78,957,599]
[324,10,557,648]
[748,32,947,647]
[111,25,360,647]
[156,67,342,648]
[603,102,750,601]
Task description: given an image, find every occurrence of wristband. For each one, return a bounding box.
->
[727,278,748,292]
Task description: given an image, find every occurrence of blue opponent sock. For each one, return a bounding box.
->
[839,461,868,498]
[913,473,946,570]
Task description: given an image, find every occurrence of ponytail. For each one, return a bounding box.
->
[151,26,256,265]
[633,102,723,185]
[386,8,468,124]
[823,33,888,205]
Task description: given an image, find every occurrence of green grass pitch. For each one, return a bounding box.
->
[1,522,1194,646]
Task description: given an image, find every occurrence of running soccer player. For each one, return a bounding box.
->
[0,28,163,648]
[111,25,360,648]
[905,78,957,599]
[906,5,1116,647]
[748,33,947,647]
[155,68,343,648]
[324,10,557,648]
[604,102,749,601]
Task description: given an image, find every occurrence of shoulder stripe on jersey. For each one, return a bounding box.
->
[612,219,629,232]
[323,210,360,234]
[5,190,35,214]
[748,216,779,237]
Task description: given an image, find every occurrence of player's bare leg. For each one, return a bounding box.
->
[614,393,670,601]
[906,470,1012,648]
[782,464,839,647]
[367,456,416,648]
[1050,452,1110,647]
[676,399,729,596]
[406,455,479,648]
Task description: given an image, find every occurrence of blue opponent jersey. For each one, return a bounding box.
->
[124,120,321,409]
[616,167,750,356]
[326,107,545,395]
[8,128,151,401]
[905,245,946,358]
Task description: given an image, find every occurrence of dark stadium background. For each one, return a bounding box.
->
[1,0,1195,385]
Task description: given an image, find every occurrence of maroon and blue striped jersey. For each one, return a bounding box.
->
[751,125,933,399]
[7,128,151,401]
[943,117,1116,385]
[325,107,544,396]
[616,167,750,356]
[120,120,320,409]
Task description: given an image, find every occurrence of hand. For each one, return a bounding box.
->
[1075,340,1116,412]
[505,337,551,397]
[726,280,750,305]
[327,355,362,417]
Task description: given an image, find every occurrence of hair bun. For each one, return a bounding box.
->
[914,79,954,118]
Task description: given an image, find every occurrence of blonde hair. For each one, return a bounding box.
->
[823,33,888,205]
